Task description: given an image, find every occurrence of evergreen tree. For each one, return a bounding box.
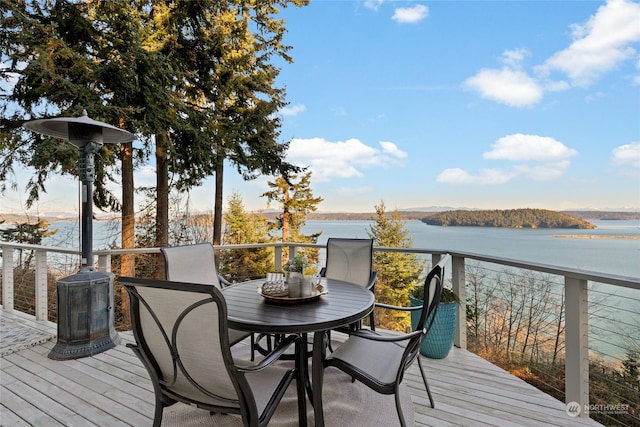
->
[0,0,307,268]
[367,201,422,332]
[0,220,57,268]
[261,171,323,265]
[218,192,274,282]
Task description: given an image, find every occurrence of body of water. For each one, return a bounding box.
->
[302,219,640,279]
[302,219,640,361]
[33,218,640,278]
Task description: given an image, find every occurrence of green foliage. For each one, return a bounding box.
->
[411,284,460,305]
[218,192,275,282]
[0,1,142,210]
[367,201,423,332]
[0,221,57,245]
[1,0,308,248]
[422,208,595,229]
[0,220,58,269]
[283,254,307,273]
[262,171,323,264]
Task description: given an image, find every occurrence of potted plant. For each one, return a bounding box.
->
[410,285,460,359]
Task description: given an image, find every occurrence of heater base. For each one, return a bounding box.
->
[48,270,120,360]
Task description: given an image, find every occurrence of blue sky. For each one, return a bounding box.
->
[3,0,640,215]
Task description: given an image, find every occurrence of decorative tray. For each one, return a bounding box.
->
[258,284,328,305]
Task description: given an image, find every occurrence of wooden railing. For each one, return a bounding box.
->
[1,241,639,418]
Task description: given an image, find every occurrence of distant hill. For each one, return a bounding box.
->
[562,210,640,220]
[2,209,638,226]
[421,208,596,229]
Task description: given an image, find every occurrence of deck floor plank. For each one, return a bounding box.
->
[0,385,66,427]
[3,362,129,427]
[2,368,99,426]
[1,311,602,427]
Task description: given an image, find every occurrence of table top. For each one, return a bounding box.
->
[222,278,374,334]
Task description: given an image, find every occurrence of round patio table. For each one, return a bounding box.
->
[222,278,374,427]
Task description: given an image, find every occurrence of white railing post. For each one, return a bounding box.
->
[565,276,589,415]
[274,246,283,272]
[34,249,48,321]
[97,254,111,272]
[1,245,15,311]
[452,255,467,350]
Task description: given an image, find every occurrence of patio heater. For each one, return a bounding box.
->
[24,110,134,360]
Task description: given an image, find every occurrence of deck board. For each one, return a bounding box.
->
[1,308,602,426]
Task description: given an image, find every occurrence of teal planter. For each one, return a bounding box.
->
[410,296,457,359]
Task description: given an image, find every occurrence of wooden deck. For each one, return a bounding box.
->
[1,309,601,426]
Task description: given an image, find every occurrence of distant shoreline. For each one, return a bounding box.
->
[553,235,640,240]
[1,210,640,226]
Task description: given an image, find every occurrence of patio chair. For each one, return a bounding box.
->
[119,276,307,427]
[323,254,450,426]
[161,243,252,349]
[320,238,378,330]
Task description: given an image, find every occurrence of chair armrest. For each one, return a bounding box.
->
[374,302,422,312]
[235,334,299,372]
[218,275,233,288]
[344,328,423,343]
[367,270,378,291]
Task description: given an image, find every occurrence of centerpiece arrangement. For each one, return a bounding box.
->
[260,254,324,303]
[283,254,317,298]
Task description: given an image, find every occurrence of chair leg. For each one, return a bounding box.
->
[394,384,406,427]
[417,356,435,408]
[152,401,164,427]
[250,333,255,361]
[295,338,308,427]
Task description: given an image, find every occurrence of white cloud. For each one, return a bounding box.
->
[437,168,515,185]
[465,68,543,107]
[287,137,406,182]
[612,142,640,168]
[464,50,543,107]
[502,48,529,68]
[483,134,577,162]
[279,104,306,117]
[379,141,408,158]
[467,0,640,107]
[392,4,429,24]
[513,160,571,181]
[364,0,384,11]
[438,134,577,185]
[536,0,640,86]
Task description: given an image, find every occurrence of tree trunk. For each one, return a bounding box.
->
[155,131,170,278]
[213,154,224,247]
[119,141,134,326]
[282,189,290,242]
[213,154,224,271]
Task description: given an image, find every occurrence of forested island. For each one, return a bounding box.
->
[2,208,639,226]
[421,208,596,229]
